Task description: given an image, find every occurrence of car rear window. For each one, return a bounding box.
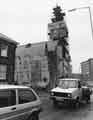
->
[18,89,37,104]
[0,89,16,108]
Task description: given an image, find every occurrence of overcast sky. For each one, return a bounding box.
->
[0,0,93,73]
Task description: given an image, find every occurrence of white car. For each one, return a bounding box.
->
[0,84,42,120]
[50,78,91,107]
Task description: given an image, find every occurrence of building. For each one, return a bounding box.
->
[15,5,72,89]
[0,33,18,84]
[15,40,71,89]
[15,41,58,88]
[48,5,71,78]
[68,73,82,79]
[81,58,93,81]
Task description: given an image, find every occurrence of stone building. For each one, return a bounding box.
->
[0,33,18,84]
[15,41,58,88]
[15,27,71,89]
[15,5,72,89]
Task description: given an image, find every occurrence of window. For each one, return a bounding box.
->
[0,89,16,108]
[58,80,77,88]
[18,89,37,104]
[0,65,7,79]
[1,46,8,57]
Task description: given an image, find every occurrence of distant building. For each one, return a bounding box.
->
[68,73,82,79]
[0,33,18,84]
[80,58,93,81]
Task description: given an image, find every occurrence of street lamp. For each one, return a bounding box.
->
[67,6,93,41]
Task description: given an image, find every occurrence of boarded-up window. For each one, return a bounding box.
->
[0,65,7,79]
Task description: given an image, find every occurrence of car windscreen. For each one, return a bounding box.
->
[58,80,77,89]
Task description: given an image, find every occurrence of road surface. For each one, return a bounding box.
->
[39,93,93,120]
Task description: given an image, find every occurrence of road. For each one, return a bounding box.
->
[39,93,93,120]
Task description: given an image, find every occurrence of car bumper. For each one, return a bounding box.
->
[50,96,77,103]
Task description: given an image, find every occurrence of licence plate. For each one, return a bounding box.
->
[56,97,64,101]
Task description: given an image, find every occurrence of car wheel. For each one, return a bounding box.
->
[53,100,58,107]
[73,98,80,108]
[27,113,39,120]
[86,96,91,104]
[75,101,80,108]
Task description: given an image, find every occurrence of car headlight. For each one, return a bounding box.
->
[68,93,72,97]
[51,92,54,96]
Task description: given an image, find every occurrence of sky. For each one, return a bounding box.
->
[0,0,93,73]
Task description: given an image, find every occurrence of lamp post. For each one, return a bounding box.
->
[67,6,93,41]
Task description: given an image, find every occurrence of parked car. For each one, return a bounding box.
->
[0,84,42,120]
[50,78,92,107]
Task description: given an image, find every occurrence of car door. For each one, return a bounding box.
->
[15,88,40,120]
[0,88,19,120]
